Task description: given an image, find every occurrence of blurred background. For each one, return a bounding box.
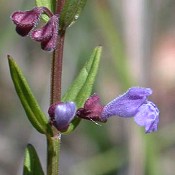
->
[1,0,175,174]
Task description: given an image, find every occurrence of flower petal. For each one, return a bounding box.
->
[40,32,58,51]
[101,87,152,119]
[134,101,159,133]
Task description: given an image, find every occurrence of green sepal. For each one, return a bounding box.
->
[62,46,102,133]
[8,56,53,136]
[23,144,44,175]
[35,0,56,21]
[59,0,87,30]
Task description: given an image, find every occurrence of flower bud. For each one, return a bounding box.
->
[48,102,76,132]
[30,15,59,51]
[11,7,43,36]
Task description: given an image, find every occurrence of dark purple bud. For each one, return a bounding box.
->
[77,94,105,122]
[11,7,43,36]
[101,87,159,133]
[48,102,76,132]
[30,15,59,51]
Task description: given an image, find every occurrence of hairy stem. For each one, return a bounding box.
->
[48,1,66,175]
[50,32,65,104]
[47,136,61,175]
[50,0,66,104]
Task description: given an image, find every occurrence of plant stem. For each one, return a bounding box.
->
[50,0,66,104]
[50,31,65,104]
[48,1,66,175]
[47,136,61,175]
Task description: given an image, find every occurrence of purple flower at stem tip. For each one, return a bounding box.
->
[48,102,76,132]
[11,6,59,51]
[11,7,44,36]
[101,87,159,133]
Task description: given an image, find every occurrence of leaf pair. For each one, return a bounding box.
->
[8,46,102,174]
[8,46,102,135]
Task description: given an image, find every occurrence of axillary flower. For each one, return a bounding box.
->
[48,87,159,133]
[77,87,159,133]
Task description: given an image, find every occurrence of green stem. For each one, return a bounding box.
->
[47,136,61,175]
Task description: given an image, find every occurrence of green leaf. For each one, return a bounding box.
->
[23,144,44,175]
[35,0,56,21]
[62,46,102,133]
[59,0,87,30]
[8,56,53,136]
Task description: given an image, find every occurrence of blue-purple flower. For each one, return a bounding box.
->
[48,87,159,133]
[48,102,76,132]
[77,87,159,133]
[101,87,159,133]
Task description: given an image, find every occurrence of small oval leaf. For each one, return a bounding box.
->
[8,56,53,136]
[23,144,44,175]
[62,46,102,133]
[59,0,87,30]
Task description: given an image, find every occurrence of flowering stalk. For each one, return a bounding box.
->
[47,1,66,175]
[50,32,65,104]
[47,0,65,175]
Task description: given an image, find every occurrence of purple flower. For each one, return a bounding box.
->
[11,6,58,51]
[11,7,43,36]
[101,87,159,133]
[48,102,76,132]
